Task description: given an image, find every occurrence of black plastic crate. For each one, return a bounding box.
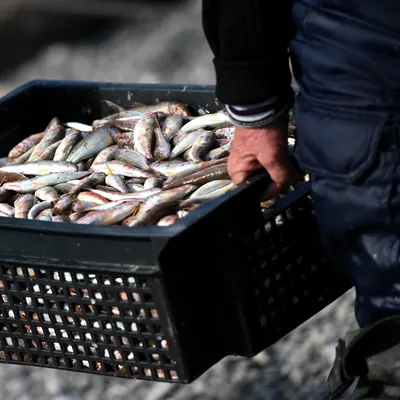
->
[0,80,352,383]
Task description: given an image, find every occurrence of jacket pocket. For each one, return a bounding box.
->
[294,98,388,183]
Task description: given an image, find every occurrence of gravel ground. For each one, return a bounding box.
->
[0,1,357,399]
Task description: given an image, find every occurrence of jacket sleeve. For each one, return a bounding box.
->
[202,0,293,107]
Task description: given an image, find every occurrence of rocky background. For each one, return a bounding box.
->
[0,1,356,399]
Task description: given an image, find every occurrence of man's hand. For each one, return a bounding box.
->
[228,115,299,199]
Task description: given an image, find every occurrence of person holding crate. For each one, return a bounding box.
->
[202,1,400,399]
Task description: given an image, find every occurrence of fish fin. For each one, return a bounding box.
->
[103,100,125,113]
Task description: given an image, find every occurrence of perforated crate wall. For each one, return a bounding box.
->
[0,265,182,382]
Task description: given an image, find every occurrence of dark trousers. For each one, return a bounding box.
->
[290,0,400,328]
[294,96,400,328]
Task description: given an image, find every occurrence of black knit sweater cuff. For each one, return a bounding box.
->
[213,59,292,105]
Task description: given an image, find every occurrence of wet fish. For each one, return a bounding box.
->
[114,148,151,171]
[113,118,140,132]
[150,160,196,177]
[95,185,119,192]
[143,177,164,190]
[153,118,170,160]
[64,122,93,132]
[214,127,235,139]
[128,201,180,227]
[163,158,227,188]
[125,177,146,184]
[52,215,68,223]
[84,157,95,170]
[69,211,86,223]
[102,110,144,122]
[71,200,98,213]
[11,146,37,164]
[8,132,45,160]
[0,161,78,176]
[77,191,109,205]
[121,214,137,226]
[33,140,63,161]
[171,130,187,147]
[53,129,81,161]
[215,139,231,147]
[92,145,119,166]
[66,126,117,163]
[70,172,106,195]
[105,174,128,193]
[126,183,145,192]
[76,202,139,225]
[28,201,53,220]
[53,194,76,215]
[0,171,28,183]
[29,118,65,162]
[163,164,229,190]
[189,180,232,198]
[35,187,60,202]
[162,114,183,141]
[145,185,197,207]
[188,131,216,162]
[91,160,154,179]
[204,142,231,161]
[157,215,178,226]
[133,113,155,159]
[0,204,14,216]
[170,131,200,159]
[111,130,135,148]
[14,194,35,218]
[0,211,11,218]
[80,200,125,212]
[185,182,235,202]
[3,171,90,193]
[36,208,53,221]
[53,182,76,194]
[90,188,161,201]
[181,113,231,133]
[130,101,192,117]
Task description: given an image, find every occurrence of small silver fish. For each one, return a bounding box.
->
[8,132,45,160]
[133,113,155,159]
[76,202,140,225]
[188,131,216,162]
[35,187,60,202]
[66,126,117,163]
[0,204,14,216]
[29,118,65,162]
[69,172,106,195]
[14,194,35,218]
[171,130,187,147]
[28,201,53,220]
[36,208,53,221]
[143,177,164,190]
[153,118,171,161]
[114,148,151,171]
[53,129,81,161]
[170,131,201,159]
[157,215,178,226]
[91,145,119,166]
[126,183,145,192]
[162,115,183,141]
[3,171,91,193]
[105,175,128,193]
[204,142,231,161]
[91,160,154,179]
[77,191,109,205]
[90,188,161,201]
[53,194,76,215]
[33,140,63,161]
[52,216,68,223]
[0,161,78,176]
[150,160,195,177]
[64,122,93,132]
[128,201,180,227]
[181,113,231,133]
[189,180,232,198]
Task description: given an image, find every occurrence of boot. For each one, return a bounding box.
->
[323,315,400,399]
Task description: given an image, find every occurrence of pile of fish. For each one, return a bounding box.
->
[0,100,296,227]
